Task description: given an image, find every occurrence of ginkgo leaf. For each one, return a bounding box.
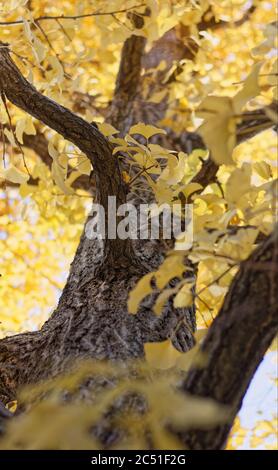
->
[174,283,193,308]
[48,56,64,83]
[159,153,187,185]
[97,122,119,136]
[153,288,175,315]
[23,18,33,43]
[128,272,154,314]
[19,183,36,198]
[197,96,236,165]
[129,123,166,139]
[155,254,186,289]
[144,339,182,369]
[225,163,252,205]
[4,0,28,11]
[148,89,168,104]
[76,156,91,175]
[52,159,74,195]
[182,182,203,198]
[4,128,16,146]
[15,117,36,144]
[269,335,277,352]
[0,165,29,184]
[16,121,25,145]
[254,161,272,180]
[48,141,59,160]
[234,62,263,113]
[252,22,277,56]
[33,36,47,64]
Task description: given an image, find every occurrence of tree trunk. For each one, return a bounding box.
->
[0,42,196,405]
[181,226,278,449]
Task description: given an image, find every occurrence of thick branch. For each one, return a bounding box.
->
[106,12,147,133]
[181,226,278,449]
[189,102,277,195]
[0,42,133,263]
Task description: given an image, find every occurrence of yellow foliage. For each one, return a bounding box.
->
[0,0,276,451]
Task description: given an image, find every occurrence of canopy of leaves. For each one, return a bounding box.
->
[0,0,277,450]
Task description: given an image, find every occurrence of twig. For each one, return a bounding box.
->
[0,92,30,176]
[128,164,156,185]
[0,117,6,168]
[0,4,146,26]
[55,19,72,42]
[197,265,234,297]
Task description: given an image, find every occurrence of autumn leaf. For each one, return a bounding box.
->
[128,272,154,314]
[197,96,237,165]
[144,339,182,369]
[233,62,263,113]
[0,165,29,184]
[129,123,167,139]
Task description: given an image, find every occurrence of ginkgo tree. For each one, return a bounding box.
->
[0,0,277,450]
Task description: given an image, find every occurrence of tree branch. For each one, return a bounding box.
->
[0,129,92,191]
[0,42,134,264]
[180,225,278,449]
[106,12,147,134]
[188,102,277,196]
[0,3,146,26]
[197,4,256,32]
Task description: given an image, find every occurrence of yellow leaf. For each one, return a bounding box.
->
[97,122,119,136]
[225,163,252,205]
[33,36,47,64]
[52,158,74,195]
[76,156,91,176]
[153,288,175,315]
[160,152,187,185]
[48,56,64,83]
[174,283,193,308]
[252,23,277,56]
[23,18,33,43]
[145,339,182,370]
[148,89,168,104]
[128,272,154,314]
[182,182,203,198]
[234,62,263,113]
[197,96,236,165]
[129,123,166,139]
[4,128,16,146]
[254,161,272,180]
[48,141,59,159]
[15,119,26,145]
[0,165,29,184]
[15,117,36,144]
[19,183,36,198]
[155,254,185,289]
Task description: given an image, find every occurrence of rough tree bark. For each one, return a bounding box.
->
[0,4,277,449]
[181,226,278,449]
[0,42,196,405]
